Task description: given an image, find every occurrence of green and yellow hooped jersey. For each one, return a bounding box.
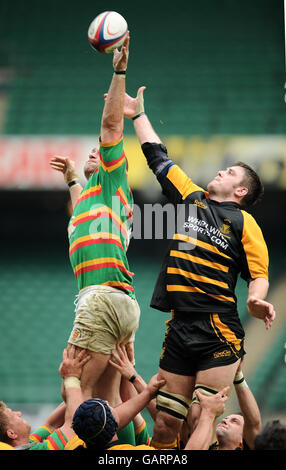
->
[68,137,135,298]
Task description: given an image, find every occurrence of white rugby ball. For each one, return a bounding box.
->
[88,11,128,53]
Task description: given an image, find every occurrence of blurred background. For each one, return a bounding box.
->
[0,0,285,438]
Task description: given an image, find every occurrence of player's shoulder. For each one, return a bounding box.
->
[241,209,260,226]
[240,209,264,236]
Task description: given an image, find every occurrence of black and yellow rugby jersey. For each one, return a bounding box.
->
[142,142,269,314]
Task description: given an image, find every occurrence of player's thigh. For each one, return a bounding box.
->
[77,349,111,395]
[158,367,195,397]
[93,362,122,406]
[195,359,240,392]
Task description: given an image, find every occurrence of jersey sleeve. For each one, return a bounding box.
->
[99,136,127,181]
[240,210,269,282]
[29,426,68,450]
[141,142,208,204]
[134,419,151,446]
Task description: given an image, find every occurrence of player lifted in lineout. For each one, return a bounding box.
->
[119,86,276,450]
[50,34,140,409]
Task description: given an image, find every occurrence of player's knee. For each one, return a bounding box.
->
[155,410,177,433]
[153,410,181,447]
[156,389,192,422]
[192,383,219,404]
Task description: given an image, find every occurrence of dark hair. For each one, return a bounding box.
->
[255,420,286,450]
[235,161,264,207]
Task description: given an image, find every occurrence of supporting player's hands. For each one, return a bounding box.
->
[247,296,276,330]
[50,155,78,185]
[195,386,229,419]
[59,345,90,380]
[113,32,130,72]
[109,343,137,380]
[147,374,166,399]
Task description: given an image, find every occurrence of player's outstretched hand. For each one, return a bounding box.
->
[113,32,130,72]
[124,87,146,119]
[247,296,276,330]
[50,155,78,184]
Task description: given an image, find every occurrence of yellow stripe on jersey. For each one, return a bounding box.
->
[99,136,125,172]
[134,420,147,436]
[167,165,208,200]
[208,293,235,303]
[170,250,229,272]
[116,186,133,217]
[167,267,229,289]
[69,232,124,256]
[167,285,206,293]
[76,184,102,202]
[100,154,125,173]
[100,136,123,147]
[101,281,134,292]
[72,205,128,240]
[166,285,235,303]
[73,257,133,277]
[173,233,231,260]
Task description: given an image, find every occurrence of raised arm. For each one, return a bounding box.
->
[109,343,158,421]
[50,156,83,210]
[58,346,90,441]
[123,86,161,145]
[240,210,275,330]
[114,374,166,430]
[100,34,129,143]
[184,387,229,450]
[233,359,262,449]
[123,87,207,203]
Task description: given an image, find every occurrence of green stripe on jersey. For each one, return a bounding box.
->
[68,138,135,298]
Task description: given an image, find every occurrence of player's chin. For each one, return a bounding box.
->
[207,181,216,192]
[84,162,98,179]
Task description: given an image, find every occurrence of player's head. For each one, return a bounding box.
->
[255,420,286,450]
[207,162,264,207]
[84,147,100,180]
[72,398,119,449]
[0,401,31,447]
[216,413,244,449]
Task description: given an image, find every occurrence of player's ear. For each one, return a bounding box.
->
[235,186,248,198]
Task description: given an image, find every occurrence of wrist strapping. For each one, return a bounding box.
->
[68,180,79,188]
[63,376,81,389]
[131,88,145,120]
[129,373,138,383]
[233,371,248,389]
[64,167,79,185]
[114,70,126,75]
[132,112,145,121]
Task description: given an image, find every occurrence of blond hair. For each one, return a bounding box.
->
[0,402,9,443]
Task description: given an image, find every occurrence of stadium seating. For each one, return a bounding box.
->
[1,0,284,136]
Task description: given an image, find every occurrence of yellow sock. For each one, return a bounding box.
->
[150,438,179,450]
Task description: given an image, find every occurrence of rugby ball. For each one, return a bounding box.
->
[88,11,128,53]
